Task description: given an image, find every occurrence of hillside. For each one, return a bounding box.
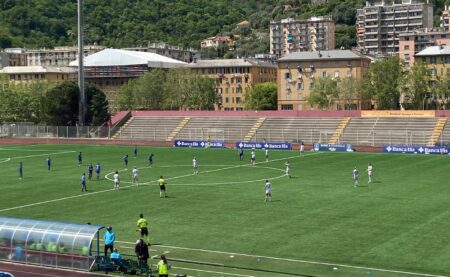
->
[0,0,448,55]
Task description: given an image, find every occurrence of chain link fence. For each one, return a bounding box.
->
[2,123,450,146]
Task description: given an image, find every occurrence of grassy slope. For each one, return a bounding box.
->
[0,144,449,276]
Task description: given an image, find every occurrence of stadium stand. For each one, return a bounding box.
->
[114,116,185,141]
[439,118,450,146]
[247,117,342,144]
[340,117,437,146]
[174,116,259,141]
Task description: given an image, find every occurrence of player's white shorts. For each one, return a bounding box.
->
[368,171,372,176]
[265,190,271,195]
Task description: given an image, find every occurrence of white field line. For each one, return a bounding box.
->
[104,152,320,186]
[114,240,447,277]
[104,165,286,186]
[0,150,76,161]
[172,266,255,277]
[0,158,11,164]
[0,152,317,213]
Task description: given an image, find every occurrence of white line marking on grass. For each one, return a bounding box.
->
[0,158,11,163]
[114,240,447,277]
[10,150,76,160]
[0,152,319,212]
[172,266,256,277]
[104,165,286,186]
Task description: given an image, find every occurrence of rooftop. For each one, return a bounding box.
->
[416,45,450,56]
[0,66,77,74]
[188,59,276,68]
[69,48,187,67]
[278,50,366,61]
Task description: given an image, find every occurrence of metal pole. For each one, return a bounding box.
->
[78,0,86,126]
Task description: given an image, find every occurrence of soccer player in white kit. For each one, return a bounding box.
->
[251,150,256,166]
[299,142,305,156]
[366,163,373,184]
[193,157,198,175]
[264,179,272,202]
[265,149,269,162]
[285,161,291,178]
[353,167,359,187]
[132,167,139,185]
[113,171,120,190]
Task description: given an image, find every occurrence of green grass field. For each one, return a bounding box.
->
[0,144,449,277]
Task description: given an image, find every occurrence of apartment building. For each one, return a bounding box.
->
[0,48,27,68]
[440,5,450,30]
[188,59,277,111]
[399,28,450,66]
[26,45,105,67]
[357,0,433,55]
[200,35,235,49]
[270,16,335,58]
[277,50,371,111]
[125,43,197,63]
[0,66,77,86]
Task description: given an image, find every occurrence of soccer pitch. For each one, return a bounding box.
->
[0,144,449,277]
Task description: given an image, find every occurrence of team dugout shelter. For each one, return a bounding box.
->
[0,216,104,271]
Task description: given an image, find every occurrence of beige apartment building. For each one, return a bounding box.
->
[357,0,433,55]
[399,28,450,66]
[26,45,105,67]
[0,66,77,86]
[125,43,197,63]
[270,16,335,58]
[277,50,371,111]
[441,5,450,30]
[188,59,277,111]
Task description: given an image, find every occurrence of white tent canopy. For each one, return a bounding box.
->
[69,48,187,68]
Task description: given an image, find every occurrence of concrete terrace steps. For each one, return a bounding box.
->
[166,117,191,142]
[243,117,266,142]
[328,117,351,144]
[427,117,447,146]
[111,117,134,139]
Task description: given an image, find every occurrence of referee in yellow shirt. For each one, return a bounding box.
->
[136,213,150,245]
[158,176,167,198]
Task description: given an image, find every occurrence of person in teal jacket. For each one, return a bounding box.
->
[104,226,115,256]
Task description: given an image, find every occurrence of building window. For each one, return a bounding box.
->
[334,71,340,79]
[285,72,291,79]
[347,71,352,78]
[429,68,436,76]
[445,56,450,64]
[281,104,293,110]
[322,71,327,78]
[404,45,410,50]
[225,97,229,103]
[236,87,242,93]
[404,54,410,61]
[236,97,241,103]
[429,57,437,64]
[297,93,304,100]
[309,82,315,89]
[297,82,304,90]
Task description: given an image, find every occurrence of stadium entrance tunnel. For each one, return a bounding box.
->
[0,216,104,272]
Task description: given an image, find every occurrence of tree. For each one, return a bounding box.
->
[362,56,402,110]
[244,82,277,110]
[117,80,136,110]
[432,75,450,110]
[308,77,338,109]
[86,85,110,126]
[186,74,216,110]
[43,81,79,125]
[163,68,194,110]
[400,61,429,110]
[337,77,361,110]
[134,69,166,110]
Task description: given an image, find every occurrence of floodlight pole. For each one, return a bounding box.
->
[78,0,86,126]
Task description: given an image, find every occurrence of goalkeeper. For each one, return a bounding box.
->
[136,213,150,245]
